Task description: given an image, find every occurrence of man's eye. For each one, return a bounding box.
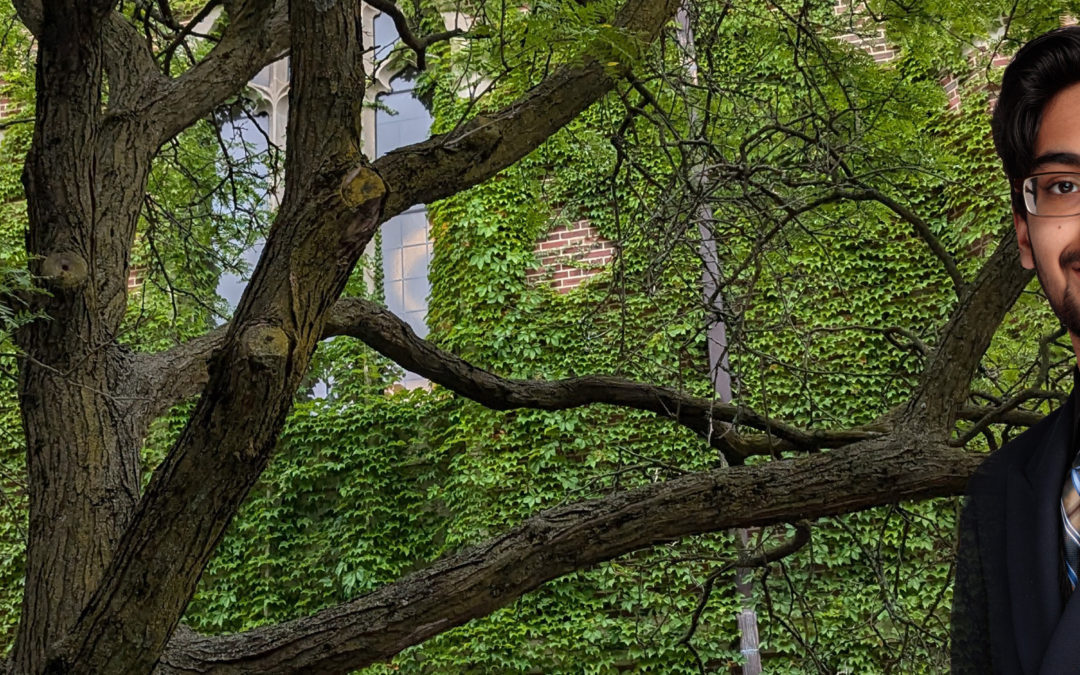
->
[1048,178,1080,194]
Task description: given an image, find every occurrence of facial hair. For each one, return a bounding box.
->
[1036,247,1080,336]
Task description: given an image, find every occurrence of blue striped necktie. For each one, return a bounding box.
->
[1062,459,1080,590]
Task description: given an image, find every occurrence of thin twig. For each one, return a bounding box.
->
[678,521,812,671]
[159,0,223,72]
[951,387,1066,446]
[364,0,465,70]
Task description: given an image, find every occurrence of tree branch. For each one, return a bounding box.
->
[364,0,465,70]
[677,522,812,668]
[372,0,682,221]
[951,389,1065,445]
[955,402,1045,428]
[159,0,224,73]
[122,325,227,439]
[128,297,886,464]
[145,0,289,146]
[903,228,1035,432]
[102,12,169,114]
[154,437,977,674]
[833,187,966,299]
[11,0,41,36]
[323,297,883,459]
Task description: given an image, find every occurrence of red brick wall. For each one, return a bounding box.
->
[834,0,897,63]
[526,220,614,293]
[833,0,1026,111]
[0,96,20,120]
[127,266,145,290]
[946,50,1015,112]
[941,74,962,111]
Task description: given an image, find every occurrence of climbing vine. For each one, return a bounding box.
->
[0,0,1074,672]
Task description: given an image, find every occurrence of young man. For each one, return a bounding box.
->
[952,26,1080,673]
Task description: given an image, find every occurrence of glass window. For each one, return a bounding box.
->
[376,68,433,386]
[216,111,272,314]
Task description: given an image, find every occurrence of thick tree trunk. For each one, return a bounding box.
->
[9,2,153,670]
[2,0,680,669]
[4,0,1005,672]
[38,3,382,671]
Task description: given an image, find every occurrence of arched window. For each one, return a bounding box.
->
[372,12,435,388]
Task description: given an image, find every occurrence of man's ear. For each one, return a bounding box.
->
[1014,210,1035,269]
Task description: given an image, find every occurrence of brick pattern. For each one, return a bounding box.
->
[834,0,897,63]
[0,95,20,120]
[127,266,146,290]
[982,52,1014,110]
[944,50,1015,112]
[526,220,614,293]
[941,74,961,111]
[831,0,1025,111]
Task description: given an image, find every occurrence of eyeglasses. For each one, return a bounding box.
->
[1023,172,1080,217]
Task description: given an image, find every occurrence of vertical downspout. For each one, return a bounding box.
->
[675,8,762,673]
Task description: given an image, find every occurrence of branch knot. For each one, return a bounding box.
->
[40,250,88,289]
[240,324,290,367]
[340,166,386,208]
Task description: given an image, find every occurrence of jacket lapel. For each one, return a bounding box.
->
[1007,390,1075,673]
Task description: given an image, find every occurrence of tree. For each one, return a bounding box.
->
[0,0,1062,672]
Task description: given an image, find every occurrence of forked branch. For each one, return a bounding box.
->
[372,0,682,220]
[364,0,465,70]
[129,296,887,463]
[842,185,967,298]
[906,229,1035,431]
[323,297,885,460]
[678,522,812,671]
[145,0,289,145]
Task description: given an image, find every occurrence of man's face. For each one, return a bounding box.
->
[1015,81,1080,336]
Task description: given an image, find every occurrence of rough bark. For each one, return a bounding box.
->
[11,2,157,670]
[152,435,979,674]
[371,0,680,220]
[2,0,1034,672]
[42,1,375,671]
[144,0,289,146]
[22,0,692,669]
[324,299,884,451]
[126,0,683,435]
[133,296,884,463]
[905,230,1035,431]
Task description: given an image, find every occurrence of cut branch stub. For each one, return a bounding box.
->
[240,324,291,367]
[40,250,88,289]
[339,166,386,208]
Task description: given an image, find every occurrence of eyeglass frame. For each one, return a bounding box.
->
[1020,171,1080,217]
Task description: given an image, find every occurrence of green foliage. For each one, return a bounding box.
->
[0,0,1075,671]
[186,389,451,631]
[0,1,42,649]
[174,0,1040,670]
[122,110,276,351]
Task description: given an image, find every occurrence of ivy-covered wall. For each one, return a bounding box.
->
[0,0,1076,672]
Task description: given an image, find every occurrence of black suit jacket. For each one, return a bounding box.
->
[952,388,1080,673]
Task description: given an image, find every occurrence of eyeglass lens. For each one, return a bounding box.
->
[1024,172,1080,217]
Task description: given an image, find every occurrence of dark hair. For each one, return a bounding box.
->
[992,26,1080,214]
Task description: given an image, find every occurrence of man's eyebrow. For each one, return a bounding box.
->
[1032,151,1080,171]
